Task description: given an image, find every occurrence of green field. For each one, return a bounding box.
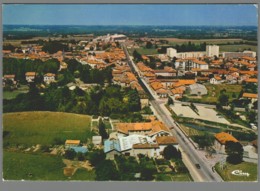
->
[3,91,26,100]
[3,111,93,146]
[155,173,191,181]
[134,47,159,55]
[205,84,242,103]
[3,85,29,100]
[3,151,96,180]
[215,162,257,182]
[220,44,257,52]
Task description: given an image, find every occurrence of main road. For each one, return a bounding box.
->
[121,43,223,182]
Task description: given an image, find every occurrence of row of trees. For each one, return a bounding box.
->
[158,42,207,54]
[3,83,142,118]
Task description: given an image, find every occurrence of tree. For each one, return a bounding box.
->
[193,133,214,150]
[218,94,229,106]
[225,141,244,164]
[133,50,142,61]
[95,160,120,180]
[163,145,181,160]
[247,111,257,123]
[42,41,69,54]
[167,97,174,105]
[98,118,109,139]
[64,149,77,160]
[66,59,82,73]
[77,152,85,161]
[146,41,153,49]
[88,150,106,166]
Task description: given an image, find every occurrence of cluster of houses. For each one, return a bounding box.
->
[134,51,257,100]
[3,72,56,87]
[104,119,178,159]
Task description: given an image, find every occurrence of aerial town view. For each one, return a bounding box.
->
[2,4,258,182]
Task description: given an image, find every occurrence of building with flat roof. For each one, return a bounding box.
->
[166,48,177,58]
[206,45,219,57]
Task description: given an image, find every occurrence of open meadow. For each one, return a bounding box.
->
[3,111,93,146]
[3,151,96,180]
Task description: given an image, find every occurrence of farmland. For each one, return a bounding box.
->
[3,111,93,146]
[219,44,257,52]
[165,38,244,45]
[3,151,96,180]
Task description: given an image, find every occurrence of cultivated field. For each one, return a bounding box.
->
[3,111,93,146]
[162,38,244,45]
[219,44,257,52]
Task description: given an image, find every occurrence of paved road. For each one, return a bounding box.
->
[122,43,223,182]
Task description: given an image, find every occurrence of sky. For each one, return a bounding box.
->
[2,4,258,26]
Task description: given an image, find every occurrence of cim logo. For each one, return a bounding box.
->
[231,170,250,177]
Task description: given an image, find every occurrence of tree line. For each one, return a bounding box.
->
[3,83,141,119]
[3,58,113,85]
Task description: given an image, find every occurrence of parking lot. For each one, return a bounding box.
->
[171,103,230,124]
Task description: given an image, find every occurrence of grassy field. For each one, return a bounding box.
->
[3,91,26,100]
[3,111,93,146]
[3,151,96,181]
[3,85,29,100]
[205,84,242,103]
[3,151,66,180]
[215,162,257,182]
[220,44,257,52]
[135,47,159,55]
[156,173,191,181]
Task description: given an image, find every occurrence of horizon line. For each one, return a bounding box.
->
[3,24,258,27]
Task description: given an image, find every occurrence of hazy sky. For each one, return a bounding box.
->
[3,4,258,26]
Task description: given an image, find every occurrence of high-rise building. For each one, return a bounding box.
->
[167,48,177,58]
[206,45,219,57]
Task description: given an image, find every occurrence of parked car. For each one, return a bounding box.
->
[195,164,201,169]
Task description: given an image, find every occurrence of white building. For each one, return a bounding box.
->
[177,51,205,59]
[104,134,178,159]
[44,73,55,84]
[25,72,36,82]
[206,45,219,57]
[167,48,177,58]
[175,59,209,71]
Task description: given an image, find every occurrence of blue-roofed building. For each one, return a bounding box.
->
[104,139,121,159]
[69,146,88,154]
